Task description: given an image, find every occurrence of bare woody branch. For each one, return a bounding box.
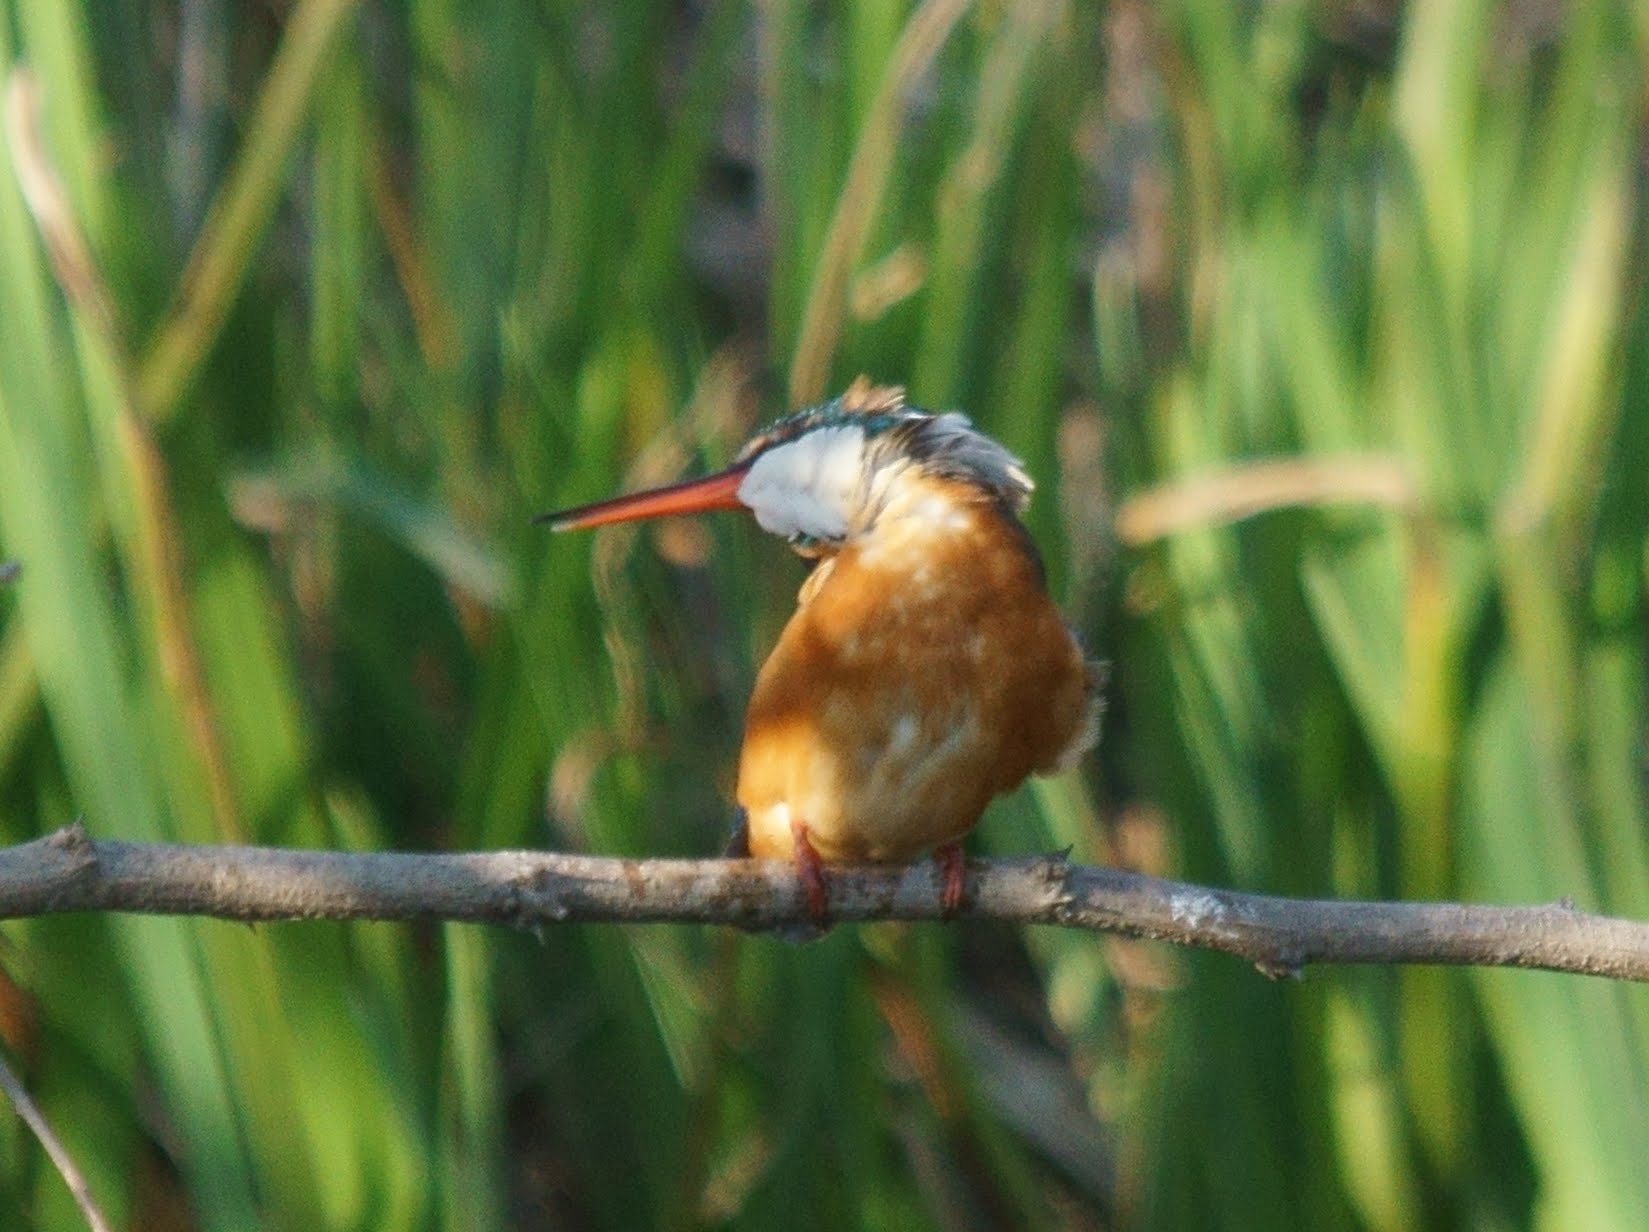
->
[3,825,1647,982]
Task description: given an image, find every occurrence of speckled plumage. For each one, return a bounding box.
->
[730,379,1034,552]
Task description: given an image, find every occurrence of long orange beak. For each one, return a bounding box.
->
[533,463,750,531]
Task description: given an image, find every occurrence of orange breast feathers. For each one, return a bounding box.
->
[736,482,1099,865]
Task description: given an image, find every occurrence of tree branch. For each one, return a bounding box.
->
[3,824,1647,981]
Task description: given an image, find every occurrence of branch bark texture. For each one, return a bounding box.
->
[4,825,1648,982]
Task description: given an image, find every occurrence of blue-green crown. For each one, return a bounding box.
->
[735,380,1033,515]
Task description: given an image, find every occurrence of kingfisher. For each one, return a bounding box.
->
[538,379,1101,920]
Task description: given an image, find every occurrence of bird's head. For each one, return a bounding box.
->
[537,379,1032,555]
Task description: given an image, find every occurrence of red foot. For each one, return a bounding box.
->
[936,842,967,916]
[791,818,829,922]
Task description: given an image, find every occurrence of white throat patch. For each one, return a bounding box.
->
[736,425,867,541]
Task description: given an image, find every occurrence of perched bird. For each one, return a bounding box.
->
[539,379,1101,920]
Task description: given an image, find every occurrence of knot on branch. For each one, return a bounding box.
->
[1253,954,1306,982]
[46,822,93,861]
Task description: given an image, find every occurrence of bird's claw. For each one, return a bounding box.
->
[791,818,830,922]
[722,806,751,858]
[936,842,966,917]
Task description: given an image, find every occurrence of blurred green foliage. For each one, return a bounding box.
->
[0,0,1646,1228]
